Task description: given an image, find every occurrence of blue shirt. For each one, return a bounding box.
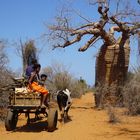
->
[25,65,34,77]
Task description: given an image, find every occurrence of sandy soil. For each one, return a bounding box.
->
[0,92,140,140]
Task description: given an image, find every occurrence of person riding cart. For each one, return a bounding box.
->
[27,63,49,107]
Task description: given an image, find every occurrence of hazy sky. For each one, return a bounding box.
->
[0,0,139,85]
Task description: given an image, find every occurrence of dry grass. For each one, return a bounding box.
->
[123,71,140,115]
[42,64,89,98]
[107,106,120,124]
[94,83,122,108]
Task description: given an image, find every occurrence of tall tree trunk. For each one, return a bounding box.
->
[95,37,130,107]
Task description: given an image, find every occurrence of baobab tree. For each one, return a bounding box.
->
[47,0,140,107]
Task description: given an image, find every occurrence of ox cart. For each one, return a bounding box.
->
[5,78,58,132]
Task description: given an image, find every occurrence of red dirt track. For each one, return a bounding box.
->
[0,93,140,140]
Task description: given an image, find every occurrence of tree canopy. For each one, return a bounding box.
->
[47,0,140,52]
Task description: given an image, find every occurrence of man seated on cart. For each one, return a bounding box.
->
[25,59,38,79]
[27,63,49,108]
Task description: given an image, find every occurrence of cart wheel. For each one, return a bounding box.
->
[47,109,58,132]
[5,109,18,131]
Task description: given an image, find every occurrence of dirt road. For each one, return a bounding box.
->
[0,93,140,140]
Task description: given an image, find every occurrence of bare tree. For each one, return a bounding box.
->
[0,41,14,118]
[42,63,73,92]
[0,41,8,70]
[42,63,88,98]
[47,0,140,106]
[16,39,38,74]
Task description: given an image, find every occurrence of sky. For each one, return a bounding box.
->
[0,0,139,85]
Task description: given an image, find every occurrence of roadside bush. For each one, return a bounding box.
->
[123,71,140,115]
[42,63,89,98]
[0,41,14,121]
[0,69,14,121]
[107,105,120,124]
[69,80,83,98]
[94,83,120,108]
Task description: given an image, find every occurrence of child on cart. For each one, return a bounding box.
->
[27,64,49,107]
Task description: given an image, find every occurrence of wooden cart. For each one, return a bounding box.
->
[5,80,58,132]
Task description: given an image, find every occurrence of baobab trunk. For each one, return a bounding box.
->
[95,37,130,107]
